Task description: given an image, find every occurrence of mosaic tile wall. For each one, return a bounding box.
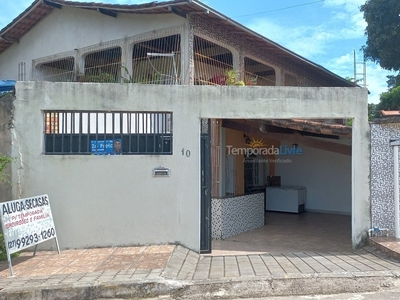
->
[211,193,265,240]
[370,123,400,234]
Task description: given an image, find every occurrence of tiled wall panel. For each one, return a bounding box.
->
[371,123,400,234]
[211,193,264,239]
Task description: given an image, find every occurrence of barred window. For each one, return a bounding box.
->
[44,111,172,155]
[244,57,276,86]
[131,35,181,84]
[79,47,121,83]
[34,57,75,82]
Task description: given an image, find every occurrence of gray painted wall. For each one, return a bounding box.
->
[9,82,369,250]
[278,138,352,215]
[0,94,14,202]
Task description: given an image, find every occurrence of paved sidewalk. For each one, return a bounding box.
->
[1,241,400,299]
[0,245,174,278]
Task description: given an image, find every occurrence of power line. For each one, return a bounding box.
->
[233,0,325,18]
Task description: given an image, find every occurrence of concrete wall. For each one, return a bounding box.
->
[0,94,13,202]
[277,138,352,215]
[10,82,369,250]
[0,6,186,80]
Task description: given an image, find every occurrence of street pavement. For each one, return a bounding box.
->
[1,241,400,299]
[229,284,400,299]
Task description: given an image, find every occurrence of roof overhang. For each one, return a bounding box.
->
[0,0,356,87]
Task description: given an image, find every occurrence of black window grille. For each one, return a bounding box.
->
[44,111,172,155]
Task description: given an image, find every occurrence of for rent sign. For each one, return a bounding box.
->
[0,194,60,275]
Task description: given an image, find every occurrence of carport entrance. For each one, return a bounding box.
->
[208,118,352,254]
[210,211,352,255]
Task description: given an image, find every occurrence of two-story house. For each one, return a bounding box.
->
[0,0,369,253]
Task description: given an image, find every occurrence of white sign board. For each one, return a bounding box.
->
[0,194,60,275]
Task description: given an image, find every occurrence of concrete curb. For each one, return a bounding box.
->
[1,273,400,300]
[0,279,186,300]
[173,276,400,299]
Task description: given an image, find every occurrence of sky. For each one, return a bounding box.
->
[0,0,396,103]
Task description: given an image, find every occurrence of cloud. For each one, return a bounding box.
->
[0,1,32,29]
[326,53,354,75]
[246,3,392,105]
[246,4,366,60]
[323,0,365,14]
[326,53,396,104]
[365,65,396,104]
[247,20,329,58]
[324,0,367,35]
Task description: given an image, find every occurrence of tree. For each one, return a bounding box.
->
[377,85,400,111]
[368,103,380,120]
[360,0,400,71]
[386,75,400,90]
[361,1,400,117]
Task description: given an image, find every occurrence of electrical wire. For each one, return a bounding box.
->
[233,0,325,18]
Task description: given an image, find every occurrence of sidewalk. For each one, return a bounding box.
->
[1,240,400,299]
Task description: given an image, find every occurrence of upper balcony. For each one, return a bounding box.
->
[31,32,279,87]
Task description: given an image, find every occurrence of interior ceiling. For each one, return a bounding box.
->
[0,0,356,87]
[222,119,352,156]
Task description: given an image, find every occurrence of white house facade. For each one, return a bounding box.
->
[0,0,369,252]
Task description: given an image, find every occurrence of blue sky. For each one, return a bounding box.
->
[0,0,395,103]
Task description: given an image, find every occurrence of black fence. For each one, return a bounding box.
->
[45,134,172,155]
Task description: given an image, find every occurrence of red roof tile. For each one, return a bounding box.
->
[381,110,400,116]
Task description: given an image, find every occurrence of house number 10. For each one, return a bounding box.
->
[181,148,191,157]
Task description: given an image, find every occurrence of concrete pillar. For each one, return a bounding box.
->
[75,49,85,81]
[121,38,133,83]
[351,92,371,248]
[219,125,226,197]
[275,67,283,86]
[181,21,194,85]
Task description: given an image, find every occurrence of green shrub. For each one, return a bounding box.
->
[0,155,19,260]
[0,234,19,261]
[0,155,13,183]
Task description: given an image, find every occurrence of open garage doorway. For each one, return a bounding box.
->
[208,118,352,255]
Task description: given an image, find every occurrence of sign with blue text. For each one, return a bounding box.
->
[91,139,122,155]
[0,194,60,275]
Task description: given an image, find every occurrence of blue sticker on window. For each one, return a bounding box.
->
[91,139,121,155]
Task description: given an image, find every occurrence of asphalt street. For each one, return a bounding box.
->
[145,285,400,299]
[97,285,400,299]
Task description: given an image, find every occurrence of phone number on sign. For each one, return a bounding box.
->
[7,228,56,250]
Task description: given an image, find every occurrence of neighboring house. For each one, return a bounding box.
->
[371,111,400,236]
[0,0,369,252]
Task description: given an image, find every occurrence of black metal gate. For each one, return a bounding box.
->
[200,119,211,253]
